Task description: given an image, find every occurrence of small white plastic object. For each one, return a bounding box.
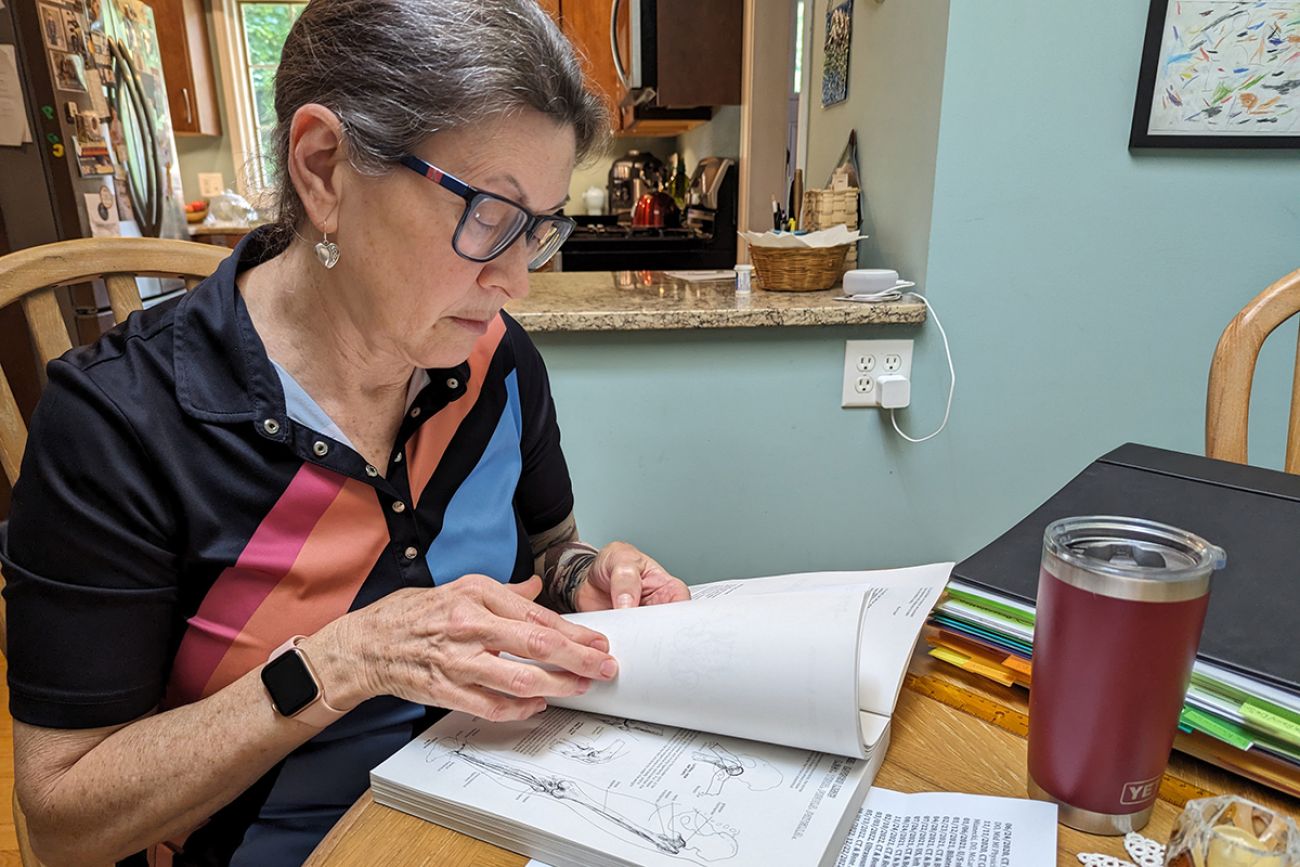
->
[844,268,900,294]
[583,186,606,215]
[734,263,754,294]
[877,373,911,409]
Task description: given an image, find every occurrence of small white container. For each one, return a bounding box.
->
[734,263,754,294]
[843,268,900,294]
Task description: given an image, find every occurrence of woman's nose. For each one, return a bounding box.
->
[480,240,532,300]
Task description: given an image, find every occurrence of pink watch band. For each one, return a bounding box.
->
[267,635,348,728]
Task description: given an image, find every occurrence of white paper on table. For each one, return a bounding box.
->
[521,785,1055,867]
[549,590,869,758]
[833,787,1058,866]
[690,564,953,715]
[740,225,864,248]
[0,45,33,147]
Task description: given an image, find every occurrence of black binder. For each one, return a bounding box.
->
[952,443,1300,695]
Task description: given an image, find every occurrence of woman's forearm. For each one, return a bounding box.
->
[18,630,366,866]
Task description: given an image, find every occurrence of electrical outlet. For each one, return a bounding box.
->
[842,339,913,407]
[197,172,224,197]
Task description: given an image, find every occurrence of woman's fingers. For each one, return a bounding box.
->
[606,561,643,609]
[485,578,612,654]
[442,682,548,723]
[482,613,618,681]
[466,654,593,700]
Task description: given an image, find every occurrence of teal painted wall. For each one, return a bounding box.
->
[538,1,1300,584]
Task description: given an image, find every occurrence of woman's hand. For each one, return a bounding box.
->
[307,574,617,722]
[573,541,690,612]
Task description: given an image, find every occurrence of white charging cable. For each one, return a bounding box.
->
[890,293,954,443]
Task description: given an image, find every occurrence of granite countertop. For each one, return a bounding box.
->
[508,271,927,332]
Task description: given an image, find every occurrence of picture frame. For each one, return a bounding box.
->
[821,0,853,108]
[1130,0,1300,148]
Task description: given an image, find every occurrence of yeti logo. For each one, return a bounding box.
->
[1119,776,1160,805]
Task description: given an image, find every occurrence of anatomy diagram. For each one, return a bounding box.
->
[423,737,739,863]
[551,737,628,765]
[691,743,783,797]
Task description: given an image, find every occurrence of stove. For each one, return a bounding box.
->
[558,166,738,272]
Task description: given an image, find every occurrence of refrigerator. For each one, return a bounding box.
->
[0,0,188,513]
[1,0,188,341]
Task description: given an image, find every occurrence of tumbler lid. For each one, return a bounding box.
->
[1043,516,1226,602]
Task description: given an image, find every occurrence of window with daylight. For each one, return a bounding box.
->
[236,1,305,190]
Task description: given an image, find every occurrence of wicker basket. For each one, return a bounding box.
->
[801,186,860,274]
[748,243,853,291]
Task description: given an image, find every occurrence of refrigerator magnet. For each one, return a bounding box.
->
[39,3,67,52]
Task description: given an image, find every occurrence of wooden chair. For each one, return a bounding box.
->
[1206,268,1300,473]
[0,237,228,867]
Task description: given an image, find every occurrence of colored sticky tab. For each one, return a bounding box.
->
[928,645,1017,687]
[1241,702,1300,749]
[945,586,1036,626]
[1181,707,1255,751]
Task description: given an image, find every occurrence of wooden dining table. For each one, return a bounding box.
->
[305,655,1300,867]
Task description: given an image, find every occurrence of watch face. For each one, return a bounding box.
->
[261,649,319,716]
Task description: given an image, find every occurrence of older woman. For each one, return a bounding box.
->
[1,1,689,864]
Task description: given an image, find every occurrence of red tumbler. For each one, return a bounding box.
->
[1027,517,1225,834]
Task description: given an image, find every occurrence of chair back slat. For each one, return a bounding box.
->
[0,238,226,488]
[104,273,145,324]
[1206,267,1300,472]
[21,289,73,367]
[0,370,27,483]
[1287,328,1300,474]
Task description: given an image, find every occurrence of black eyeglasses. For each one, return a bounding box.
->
[398,154,575,270]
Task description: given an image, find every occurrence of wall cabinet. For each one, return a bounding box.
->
[552,0,742,137]
[143,0,221,136]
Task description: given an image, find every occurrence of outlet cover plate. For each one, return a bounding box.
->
[842,339,913,407]
[197,173,224,197]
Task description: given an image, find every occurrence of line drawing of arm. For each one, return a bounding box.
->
[422,737,739,863]
[690,743,783,797]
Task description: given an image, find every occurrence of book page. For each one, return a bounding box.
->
[834,787,1058,866]
[549,590,868,758]
[690,564,951,715]
[373,708,883,867]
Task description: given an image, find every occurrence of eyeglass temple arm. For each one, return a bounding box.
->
[398,154,475,202]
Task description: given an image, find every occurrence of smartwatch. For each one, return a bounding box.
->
[261,635,347,727]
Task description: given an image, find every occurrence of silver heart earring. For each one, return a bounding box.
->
[315,228,340,269]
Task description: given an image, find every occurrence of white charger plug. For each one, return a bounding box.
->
[876,373,911,409]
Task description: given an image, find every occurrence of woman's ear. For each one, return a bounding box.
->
[286,104,347,235]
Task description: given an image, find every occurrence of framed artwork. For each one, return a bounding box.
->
[1131,0,1300,148]
[822,0,854,108]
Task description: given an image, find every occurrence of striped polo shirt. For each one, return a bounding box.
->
[2,228,575,865]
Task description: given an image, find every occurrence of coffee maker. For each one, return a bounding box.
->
[607,150,665,221]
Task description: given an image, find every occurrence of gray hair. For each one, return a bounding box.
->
[268,0,608,244]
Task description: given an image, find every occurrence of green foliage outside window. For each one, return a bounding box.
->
[239,2,305,188]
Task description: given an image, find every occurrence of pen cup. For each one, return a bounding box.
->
[1027,517,1224,834]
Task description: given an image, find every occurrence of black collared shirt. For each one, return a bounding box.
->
[2,228,574,865]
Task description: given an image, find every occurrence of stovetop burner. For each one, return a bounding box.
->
[570,224,706,240]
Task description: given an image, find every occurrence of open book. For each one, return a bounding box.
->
[371,563,952,867]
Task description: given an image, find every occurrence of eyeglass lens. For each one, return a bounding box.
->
[454,194,571,269]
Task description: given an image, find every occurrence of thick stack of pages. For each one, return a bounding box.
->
[371,564,950,867]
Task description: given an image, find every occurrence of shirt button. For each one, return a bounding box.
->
[365,464,379,477]
[391,500,406,513]
[313,441,329,456]
[393,452,403,463]
[403,546,418,560]
[262,418,280,435]
[446,377,460,389]
[410,407,421,418]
